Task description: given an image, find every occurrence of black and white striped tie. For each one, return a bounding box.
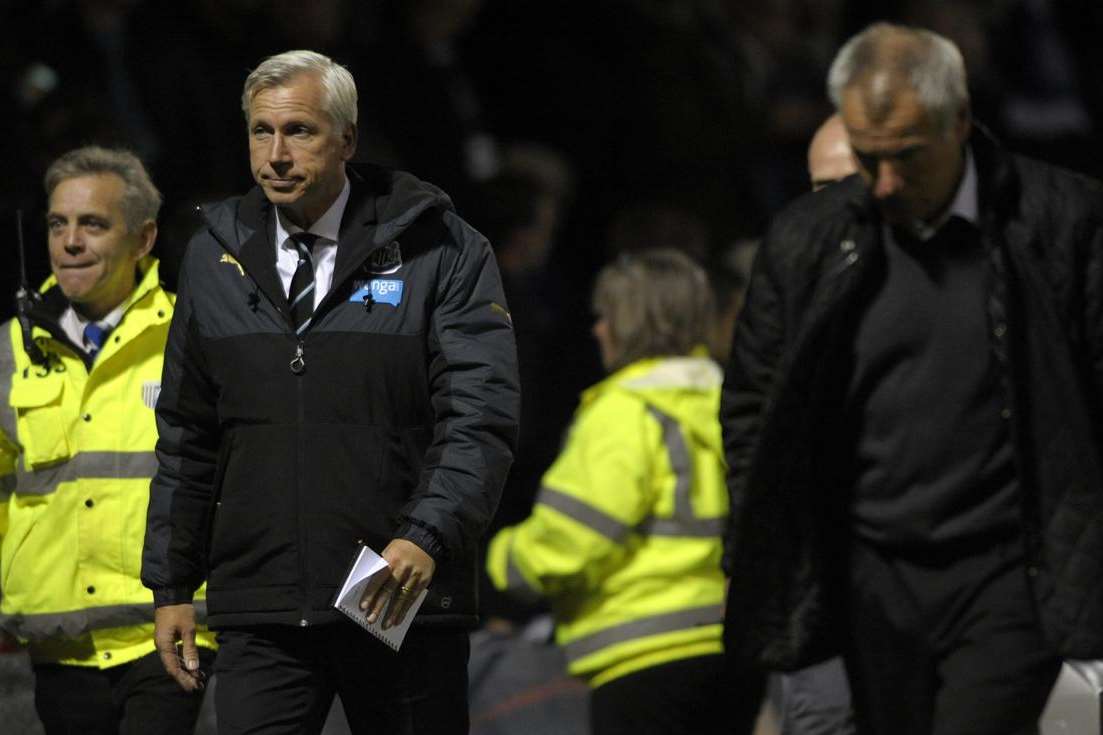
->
[288,232,318,335]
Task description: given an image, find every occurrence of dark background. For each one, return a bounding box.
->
[5,0,1101,312]
[3,1,1101,619]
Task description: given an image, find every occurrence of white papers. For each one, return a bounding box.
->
[333,544,427,651]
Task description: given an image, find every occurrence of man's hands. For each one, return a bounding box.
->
[358,538,435,629]
[154,603,205,692]
[151,541,433,689]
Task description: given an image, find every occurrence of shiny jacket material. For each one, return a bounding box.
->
[1,259,215,666]
[489,356,727,686]
[141,165,519,629]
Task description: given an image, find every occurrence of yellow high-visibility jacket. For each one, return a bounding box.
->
[488,355,727,687]
[0,257,214,667]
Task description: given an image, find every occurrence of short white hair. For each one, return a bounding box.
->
[827,23,969,132]
[242,50,358,132]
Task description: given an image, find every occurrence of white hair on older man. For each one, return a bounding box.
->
[241,49,358,132]
[827,22,969,133]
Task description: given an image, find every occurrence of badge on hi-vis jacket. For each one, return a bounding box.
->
[142,381,161,410]
[350,279,404,307]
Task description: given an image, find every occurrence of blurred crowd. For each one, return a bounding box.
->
[2,0,1102,622]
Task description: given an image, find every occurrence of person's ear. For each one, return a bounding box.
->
[135,221,157,259]
[342,123,358,160]
[954,104,971,145]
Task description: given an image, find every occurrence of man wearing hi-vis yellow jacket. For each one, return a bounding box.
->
[0,146,214,734]
[487,249,763,735]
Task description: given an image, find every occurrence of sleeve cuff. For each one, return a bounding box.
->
[396,519,449,564]
[152,587,196,608]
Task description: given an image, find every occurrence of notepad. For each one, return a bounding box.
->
[333,544,427,651]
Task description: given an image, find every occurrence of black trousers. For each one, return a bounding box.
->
[213,621,469,735]
[590,653,764,735]
[844,540,1062,735]
[33,648,214,735]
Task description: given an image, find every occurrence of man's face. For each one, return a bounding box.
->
[841,83,969,226]
[47,174,154,320]
[247,73,356,228]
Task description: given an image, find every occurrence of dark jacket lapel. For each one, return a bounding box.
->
[232,187,288,316]
[319,167,386,313]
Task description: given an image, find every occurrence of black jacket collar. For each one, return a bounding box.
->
[330,165,388,297]
[227,164,395,318]
[969,123,1019,227]
[839,122,1018,233]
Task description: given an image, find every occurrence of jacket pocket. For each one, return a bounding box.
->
[9,375,70,470]
[207,426,300,592]
[1,501,43,598]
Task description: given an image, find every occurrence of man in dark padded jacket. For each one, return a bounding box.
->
[141,49,519,734]
[722,23,1103,735]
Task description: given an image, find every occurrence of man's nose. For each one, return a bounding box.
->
[872,160,904,200]
[62,226,83,254]
[268,134,292,169]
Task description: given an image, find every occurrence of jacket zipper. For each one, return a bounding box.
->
[200,208,315,625]
[755,237,865,472]
[827,239,860,281]
[294,338,310,626]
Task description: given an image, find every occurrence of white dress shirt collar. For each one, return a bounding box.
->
[273,175,351,246]
[273,176,350,308]
[60,299,128,354]
[909,146,978,242]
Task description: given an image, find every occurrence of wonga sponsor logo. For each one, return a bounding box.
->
[350,279,404,307]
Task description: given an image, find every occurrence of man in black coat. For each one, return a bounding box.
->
[141,49,519,734]
[722,23,1103,735]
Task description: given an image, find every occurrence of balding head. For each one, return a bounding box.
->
[808,114,856,191]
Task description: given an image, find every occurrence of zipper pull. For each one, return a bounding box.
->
[289,342,305,375]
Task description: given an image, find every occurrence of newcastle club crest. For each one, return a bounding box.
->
[369,241,402,275]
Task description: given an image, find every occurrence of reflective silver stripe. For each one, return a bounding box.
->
[505,535,542,604]
[641,516,726,537]
[564,604,724,664]
[2,600,209,640]
[539,408,723,541]
[0,328,16,449]
[647,407,693,518]
[16,451,158,496]
[2,603,154,639]
[537,487,631,542]
[642,406,725,538]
